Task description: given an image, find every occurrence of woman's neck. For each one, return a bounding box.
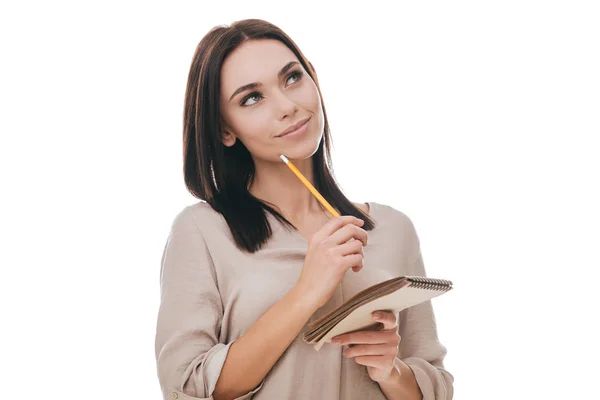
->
[249,157,326,221]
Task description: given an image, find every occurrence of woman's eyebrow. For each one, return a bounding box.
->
[228,61,300,102]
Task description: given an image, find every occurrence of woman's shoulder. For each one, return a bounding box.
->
[168,200,225,235]
[367,201,413,223]
[367,201,419,236]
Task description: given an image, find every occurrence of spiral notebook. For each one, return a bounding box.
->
[304,276,453,351]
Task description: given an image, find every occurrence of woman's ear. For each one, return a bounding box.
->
[222,127,237,147]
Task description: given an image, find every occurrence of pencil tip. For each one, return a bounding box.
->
[279,154,289,163]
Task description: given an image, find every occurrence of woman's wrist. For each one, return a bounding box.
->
[289,284,321,315]
[378,358,423,400]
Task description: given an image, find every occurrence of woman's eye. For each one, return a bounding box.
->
[287,71,303,85]
[241,93,262,107]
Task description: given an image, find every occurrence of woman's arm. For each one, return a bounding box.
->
[332,311,423,399]
[394,212,454,399]
[396,250,454,400]
[156,208,254,400]
[212,286,315,399]
[378,358,423,400]
[156,209,367,400]
[214,215,368,399]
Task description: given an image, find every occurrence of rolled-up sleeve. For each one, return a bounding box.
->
[397,215,455,400]
[155,207,263,400]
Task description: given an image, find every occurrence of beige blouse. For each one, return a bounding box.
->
[155,201,454,399]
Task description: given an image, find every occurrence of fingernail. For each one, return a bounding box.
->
[331,338,341,345]
[372,312,381,319]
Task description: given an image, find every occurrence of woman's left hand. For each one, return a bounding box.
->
[331,310,401,382]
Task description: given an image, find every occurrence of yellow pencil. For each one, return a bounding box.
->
[280,154,341,217]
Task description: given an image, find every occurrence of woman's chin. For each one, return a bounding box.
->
[279,132,323,161]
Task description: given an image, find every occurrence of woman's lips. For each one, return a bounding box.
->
[276,117,311,138]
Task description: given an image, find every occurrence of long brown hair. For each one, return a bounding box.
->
[182,19,375,253]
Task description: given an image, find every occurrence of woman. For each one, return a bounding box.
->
[155,19,453,400]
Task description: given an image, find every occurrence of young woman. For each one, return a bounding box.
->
[155,19,453,400]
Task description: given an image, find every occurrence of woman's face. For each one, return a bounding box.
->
[219,39,324,164]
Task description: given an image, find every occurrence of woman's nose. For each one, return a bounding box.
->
[273,91,298,119]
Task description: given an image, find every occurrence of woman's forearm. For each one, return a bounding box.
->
[378,359,423,400]
[213,285,317,400]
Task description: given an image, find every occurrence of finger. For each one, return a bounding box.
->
[332,329,397,346]
[372,311,398,330]
[343,343,397,358]
[354,355,396,370]
[341,253,363,273]
[330,223,368,246]
[318,216,364,239]
[337,240,364,257]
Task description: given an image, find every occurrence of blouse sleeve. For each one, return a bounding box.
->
[396,214,455,400]
[154,207,264,400]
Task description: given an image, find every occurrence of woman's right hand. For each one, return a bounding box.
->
[295,216,368,310]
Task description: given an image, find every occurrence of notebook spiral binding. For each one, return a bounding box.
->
[407,276,453,291]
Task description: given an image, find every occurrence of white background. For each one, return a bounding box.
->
[1,1,598,398]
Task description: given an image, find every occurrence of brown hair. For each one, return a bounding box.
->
[182,18,375,252]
